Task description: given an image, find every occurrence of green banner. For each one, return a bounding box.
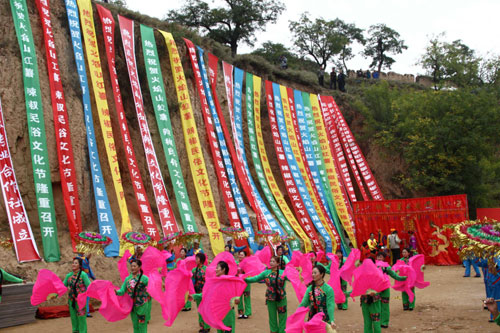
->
[10,0,60,261]
[245,73,300,251]
[140,25,198,233]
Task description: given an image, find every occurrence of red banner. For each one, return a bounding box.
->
[118,15,178,237]
[330,97,384,201]
[96,6,160,240]
[36,0,82,249]
[264,81,323,251]
[353,194,468,265]
[0,99,40,262]
[184,39,247,249]
[318,96,357,203]
[477,208,500,221]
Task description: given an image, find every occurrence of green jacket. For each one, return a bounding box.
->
[299,283,335,324]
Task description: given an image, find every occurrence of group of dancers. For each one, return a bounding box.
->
[5,239,435,333]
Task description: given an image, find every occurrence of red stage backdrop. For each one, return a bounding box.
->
[353,194,468,265]
[476,208,500,221]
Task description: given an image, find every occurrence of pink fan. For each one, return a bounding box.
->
[178,256,198,271]
[206,252,238,278]
[255,245,272,268]
[304,312,328,333]
[160,264,194,326]
[76,280,132,322]
[147,271,165,304]
[30,269,67,306]
[140,246,172,277]
[339,248,360,284]
[284,265,307,301]
[117,249,132,282]
[375,260,389,268]
[198,276,247,331]
[350,259,391,298]
[326,254,346,304]
[390,262,416,302]
[285,306,309,333]
[316,250,326,264]
[239,255,266,278]
[409,254,430,289]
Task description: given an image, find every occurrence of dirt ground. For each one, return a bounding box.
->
[3,265,498,332]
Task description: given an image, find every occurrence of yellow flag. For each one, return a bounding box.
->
[159,31,224,255]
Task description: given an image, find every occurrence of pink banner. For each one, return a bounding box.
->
[36,0,82,249]
[0,98,40,262]
[118,15,179,236]
[96,6,161,240]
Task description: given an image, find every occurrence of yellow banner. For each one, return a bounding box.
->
[280,86,338,252]
[311,94,357,248]
[160,31,224,255]
[254,77,312,252]
[77,0,132,253]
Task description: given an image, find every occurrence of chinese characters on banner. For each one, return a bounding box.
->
[36,0,83,250]
[10,0,59,262]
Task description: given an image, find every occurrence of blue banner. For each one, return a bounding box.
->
[233,69,285,236]
[196,47,258,252]
[65,0,119,256]
[272,83,332,252]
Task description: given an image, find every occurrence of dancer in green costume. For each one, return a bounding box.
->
[236,250,251,319]
[375,252,407,329]
[399,248,415,311]
[361,291,381,333]
[299,264,336,329]
[63,258,91,333]
[191,252,209,332]
[192,261,240,333]
[276,245,290,270]
[245,256,289,333]
[116,259,151,333]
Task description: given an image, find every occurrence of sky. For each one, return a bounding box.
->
[126,0,500,76]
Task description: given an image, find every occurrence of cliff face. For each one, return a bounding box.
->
[0,0,403,285]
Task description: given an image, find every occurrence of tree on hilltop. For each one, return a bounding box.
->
[166,0,285,56]
[363,23,407,74]
[289,13,360,69]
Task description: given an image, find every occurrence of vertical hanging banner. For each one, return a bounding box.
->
[0,98,40,262]
[317,95,357,204]
[253,76,312,252]
[76,0,131,253]
[209,56,266,234]
[329,97,384,200]
[36,0,83,251]
[183,39,251,250]
[159,31,224,254]
[96,6,159,240]
[306,94,357,248]
[199,51,257,252]
[264,81,323,252]
[246,74,302,251]
[118,16,180,237]
[230,67,285,237]
[140,25,198,234]
[10,0,59,261]
[271,82,334,253]
[281,87,339,251]
[65,0,119,256]
[324,97,369,201]
[292,90,348,251]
